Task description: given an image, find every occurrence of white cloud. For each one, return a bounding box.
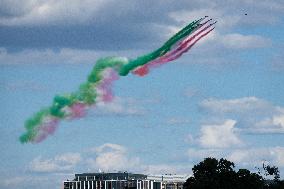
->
[86,143,140,172]
[85,143,192,174]
[168,6,272,51]
[254,113,284,133]
[29,153,81,173]
[221,33,271,49]
[273,147,284,166]
[227,148,270,166]
[0,0,115,26]
[0,48,98,65]
[227,146,284,167]
[198,30,271,50]
[187,97,284,170]
[143,164,193,175]
[166,117,191,125]
[93,97,145,116]
[184,134,195,144]
[169,0,283,29]
[94,143,127,153]
[187,146,284,169]
[55,153,82,165]
[165,23,270,52]
[273,114,284,128]
[1,0,283,27]
[28,144,141,174]
[198,119,242,148]
[200,97,284,133]
[200,97,270,114]
[0,47,143,65]
[30,157,63,172]
[169,8,241,29]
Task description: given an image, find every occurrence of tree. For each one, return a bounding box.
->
[183,157,277,189]
[263,164,280,181]
[262,164,284,189]
[236,169,264,189]
[184,158,239,189]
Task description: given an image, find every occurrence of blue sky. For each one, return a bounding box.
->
[1,0,284,188]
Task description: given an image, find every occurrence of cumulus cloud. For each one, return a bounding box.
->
[28,144,141,174]
[29,153,81,173]
[200,97,284,133]
[86,143,191,174]
[185,97,284,171]
[86,143,140,172]
[198,119,242,148]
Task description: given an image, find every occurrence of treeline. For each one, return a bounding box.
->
[183,158,284,189]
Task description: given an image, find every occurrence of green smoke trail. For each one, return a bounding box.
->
[119,17,204,76]
[20,17,211,143]
[20,57,128,143]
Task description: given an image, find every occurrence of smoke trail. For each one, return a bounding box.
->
[20,57,127,143]
[132,19,216,76]
[20,17,216,143]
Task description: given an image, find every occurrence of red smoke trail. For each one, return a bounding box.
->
[20,17,216,143]
[133,20,215,76]
[69,103,87,119]
[96,68,120,102]
[33,118,59,143]
[169,19,213,52]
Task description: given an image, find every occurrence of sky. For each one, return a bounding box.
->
[0,0,284,188]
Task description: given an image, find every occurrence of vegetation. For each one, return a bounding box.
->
[183,158,284,189]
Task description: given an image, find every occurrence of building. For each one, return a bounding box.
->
[63,172,162,189]
[147,174,190,189]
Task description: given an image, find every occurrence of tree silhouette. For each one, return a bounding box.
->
[184,158,283,189]
[184,158,239,189]
[262,164,284,189]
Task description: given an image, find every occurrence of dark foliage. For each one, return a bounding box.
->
[184,158,283,189]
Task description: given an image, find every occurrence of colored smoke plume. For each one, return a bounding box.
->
[20,17,216,143]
